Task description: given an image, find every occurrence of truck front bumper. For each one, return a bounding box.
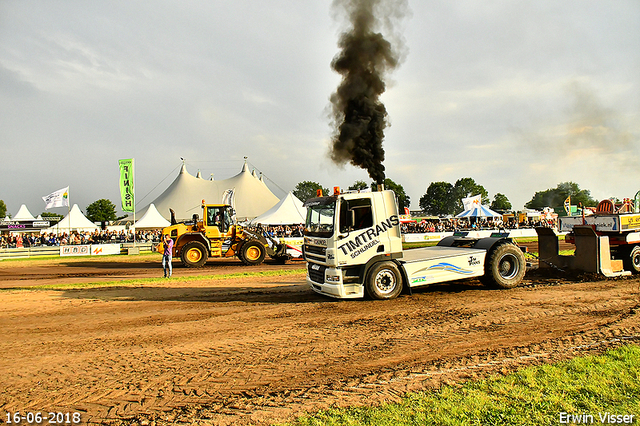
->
[306,267,364,299]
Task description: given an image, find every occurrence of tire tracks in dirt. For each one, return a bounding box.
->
[0,265,638,426]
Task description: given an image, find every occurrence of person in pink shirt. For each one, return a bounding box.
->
[162,234,174,278]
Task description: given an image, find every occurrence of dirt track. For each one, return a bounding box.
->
[0,249,639,425]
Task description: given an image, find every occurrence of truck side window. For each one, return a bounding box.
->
[340,199,373,233]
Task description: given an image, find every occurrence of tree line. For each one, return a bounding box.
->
[0,180,599,223]
[293,179,599,217]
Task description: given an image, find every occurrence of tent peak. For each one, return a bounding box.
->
[14,204,36,220]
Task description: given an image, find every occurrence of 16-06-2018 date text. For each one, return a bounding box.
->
[5,412,82,424]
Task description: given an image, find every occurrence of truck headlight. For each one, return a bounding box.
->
[326,274,341,283]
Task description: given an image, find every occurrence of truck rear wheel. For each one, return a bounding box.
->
[240,240,266,266]
[482,242,525,289]
[366,261,403,300]
[181,241,208,268]
[624,245,640,273]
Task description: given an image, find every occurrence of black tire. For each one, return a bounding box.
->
[235,241,245,263]
[240,240,266,266]
[180,241,208,268]
[624,245,640,273]
[482,242,526,289]
[365,261,403,300]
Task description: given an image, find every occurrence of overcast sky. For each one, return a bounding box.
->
[1,0,639,217]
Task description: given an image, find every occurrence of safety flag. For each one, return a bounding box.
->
[119,159,135,213]
[564,196,571,215]
[42,186,69,210]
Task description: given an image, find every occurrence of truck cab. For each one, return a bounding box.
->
[304,189,403,298]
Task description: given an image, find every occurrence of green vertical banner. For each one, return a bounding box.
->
[119,158,135,213]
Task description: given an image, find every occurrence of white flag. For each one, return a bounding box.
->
[42,187,69,209]
[462,194,481,211]
[222,188,235,208]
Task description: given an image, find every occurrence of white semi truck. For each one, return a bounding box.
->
[303,188,526,300]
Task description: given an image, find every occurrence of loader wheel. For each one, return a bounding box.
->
[482,242,525,289]
[365,261,403,300]
[624,245,640,273]
[240,240,266,266]
[181,241,208,268]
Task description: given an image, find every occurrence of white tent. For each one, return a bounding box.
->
[249,192,307,225]
[45,204,98,233]
[143,161,280,222]
[134,203,170,229]
[13,204,36,220]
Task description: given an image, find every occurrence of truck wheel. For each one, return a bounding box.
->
[240,240,266,266]
[624,245,640,273]
[181,241,208,268]
[483,243,525,289]
[365,261,403,300]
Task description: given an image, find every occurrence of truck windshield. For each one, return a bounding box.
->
[305,201,336,237]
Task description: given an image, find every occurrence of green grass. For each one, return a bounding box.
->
[283,344,640,425]
[0,268,306,291]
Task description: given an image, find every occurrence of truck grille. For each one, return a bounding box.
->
[308,263,326,284]
[304,244,326,263]
[304,245,325,256]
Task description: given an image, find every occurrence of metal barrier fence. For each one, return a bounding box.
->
[0,246,61,260]
[0,243,156,260]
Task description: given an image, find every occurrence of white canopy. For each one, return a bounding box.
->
[141,161,280,222]
[44,204,98,233]
[134,203,170,229]
[249,192,307,225]
[456,204,501,218]
[13,204,36,220]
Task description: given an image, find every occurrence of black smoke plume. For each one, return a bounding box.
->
[329,0,407,185]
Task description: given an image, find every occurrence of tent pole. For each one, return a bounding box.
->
[67,190,71,242]
[132,158,136,247]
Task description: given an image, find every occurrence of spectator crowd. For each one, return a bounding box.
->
[0,229,162,249]
[1,218,559,249]
[400,217,558,234]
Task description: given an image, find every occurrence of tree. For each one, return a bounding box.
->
[85,199,117,223]
[371,178,411,211]
[490,193,512,212]
[40,212,64,225]
[420,181,454,216]
[0,200,6,219]
[293,181,329,202]
[348,180,368,191]
[525,182,597,212]
[452,178,489,213]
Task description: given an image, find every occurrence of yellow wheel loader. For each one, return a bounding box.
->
[157,202,289,268]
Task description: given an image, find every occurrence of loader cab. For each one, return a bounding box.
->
[203,204,234,237]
